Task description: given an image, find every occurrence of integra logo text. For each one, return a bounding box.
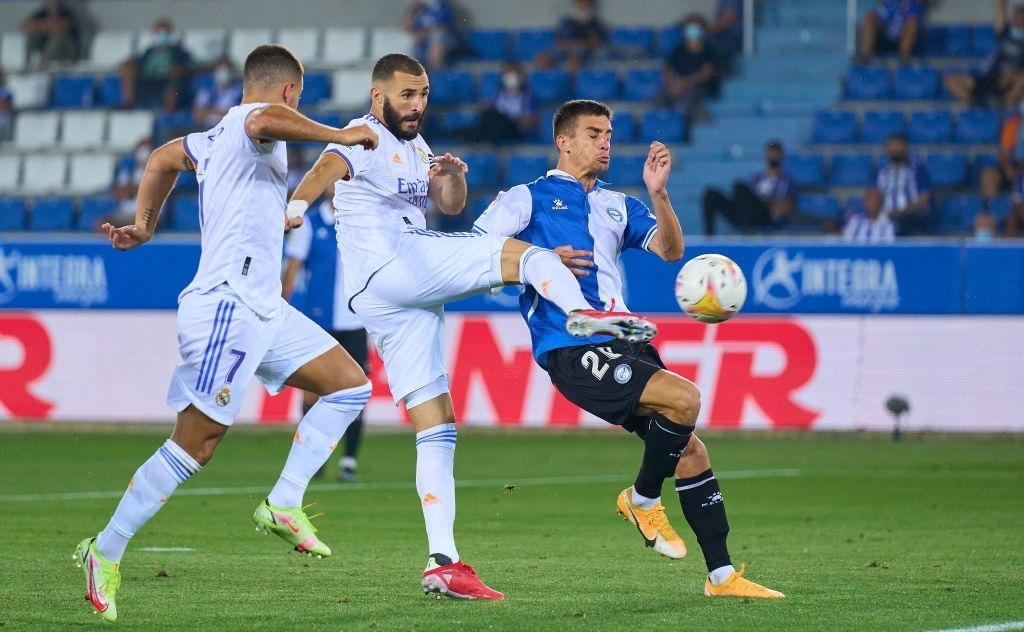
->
[0,248,109,307]
[752,248,900,312]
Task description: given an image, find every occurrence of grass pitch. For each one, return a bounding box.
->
[0,425,1022,632]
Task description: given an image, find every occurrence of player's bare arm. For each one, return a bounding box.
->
[244,104,378,150]
[286,152,351,229]
[642,141,684,262]
[102,138,193,251]
[427,152,468,215]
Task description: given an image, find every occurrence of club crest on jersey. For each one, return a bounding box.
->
[416,147,431,165]
[552,198,569,210]
[606,207,624,222]
[613,364,632,384]
[215,387,231,406]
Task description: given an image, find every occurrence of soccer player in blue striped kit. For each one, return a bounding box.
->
[473,99,784,598]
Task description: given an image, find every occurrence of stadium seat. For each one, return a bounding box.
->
[924,152,967,188]
[439,110,478,138]
[504,154,550,187]
[60,110,107,150]
[6,71,49,109]
[477,71,502,101]
[955,109,1000,144]
[301,72,331,106]
[13,111,60,150]
[609,27,654,58]
[106,110,155,152]
[430,70,474,105]
[0,155,21,193]
[51,75,95,108]
[276,27,320,64]
[811,110,857,144]
[845,66,890,100]
[605,151,647,187]
[308,111,343,130]
[907,110,952,144]
[844,195,866,218]
[228,28,274,66]
[786,153,826,188]
[513,29,556,62]
[533,106,559,144]
[892,67,937,100]
[468,29,509,61]
[528,69,571,103]
[77,197,119,231]
[28,197,75,231]
[612,111,635,143]
[796,194,841,223]
[622,68,662,101]
[369,27,414,59]
[98,75,123,107]
[68,153,117,195]
[830,153,874,186]
[970,153,999,185]
[989,194,1013,223]
[972,26,997,57]
[171,196,202,231]
[330,68,372,109]
[86,31,135,70]
[0,198,27,231]
[463,152,501,189]
[639,108,685,142]
[181,28,228,65]
[923,25,971,56]
[657,26,683,57]
[939,194,979,234]
[1,32,27,72]
[575,67,619,101]
[20,154,67,195]
[322,27,367,66]
[860,109,905,143]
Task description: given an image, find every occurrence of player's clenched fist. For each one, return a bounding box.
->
[337,124,378,150]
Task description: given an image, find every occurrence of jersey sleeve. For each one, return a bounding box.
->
[471,185,533,237]
[321,119,375,179]
[283,217,313,262]
[181,131,207,172]
[622,195,658,252]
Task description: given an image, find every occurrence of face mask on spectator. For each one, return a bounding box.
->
[889,153,907,165]
[214,67,232,87]
[154,30,172,46]
[502,72,521,91]
[767,158,782,168]
[684,24,705,42]
[1012,27,1024,41]
[975,228,994,242]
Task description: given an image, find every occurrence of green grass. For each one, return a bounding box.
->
[1,425,1022,632]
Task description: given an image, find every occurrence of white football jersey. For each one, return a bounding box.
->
[180,103,288,319]
[324,113,436,297]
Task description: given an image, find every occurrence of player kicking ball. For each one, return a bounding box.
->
[473,99,784,599]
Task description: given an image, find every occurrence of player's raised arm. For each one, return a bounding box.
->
[244,104,378,149]
[427,152,468,215]
[102,137,193,251]
[642,141,684,262]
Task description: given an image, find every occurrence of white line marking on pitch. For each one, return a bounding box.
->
[0,468,800,503]
[925,622,1024,632]
[137,547,195,552]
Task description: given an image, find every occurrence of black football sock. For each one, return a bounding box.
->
[676,469,732,572]
[633,414,693,499]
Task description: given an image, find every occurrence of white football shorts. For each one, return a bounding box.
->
[350,229,508,406]
[167,283,338,425]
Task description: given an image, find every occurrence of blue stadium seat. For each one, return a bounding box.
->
[908,110,952,143]
[0,198,27,231]
[939,194,979,234]
[77,197,119,231]
[463,152,501,189]
[513,29,556,62]
[925,152,968,188]
[51,75,95,108]
[830,153,875,186]
[796,194,841,223]
[844,195,866,217]
[657,26,683,57]
[175,170,199,193]
[301,72,331,106]
[605,152,647,187]
[811,110,857,144]
[98,75,122,107]
[478,71,501,101]
[528,69,571,103]
[29,197,75,231]
[504,154,550,187]
[171,196,201,231]
[429,70,473,105]
[989,194,1013,223]
[612,110,635,143]
[972,26,997,57]
[440,110,478,138]
[575,67,619,101]
[622,68,662,101]
[533,106,559,144]
[469,28,509,61]
[786,154,826,188]
[192,72,215,96]
[970,153,999,185]
[845,66,890,100]
[955,109,1000,144]
[892,67,937,100]
[861,110,905,143]
[639,109,685,142]
[610,27,654,57]
[924,25,971,56]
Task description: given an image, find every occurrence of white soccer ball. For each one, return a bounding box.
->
[674,254,747,323]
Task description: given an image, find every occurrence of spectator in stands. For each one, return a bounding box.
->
[944,0,1024,107]
[843,188,895,243]
[659,14,719,119]
[20,0,81,69]
[876,133,933,235]
[981,100,1024,198]
[0,71,13,142]
[402,0,462,70]
[973,207,999,240]
[553,0,609,72]
[191,57,242,126]
[701,140,796,235]
[1006,170,1024,235]
[857,0,923,64]
[706,0,743,68]
[94,138,153,230]
[120,17,196,112]
[454,62,536,144]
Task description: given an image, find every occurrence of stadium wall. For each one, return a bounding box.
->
[1,238,1021,432]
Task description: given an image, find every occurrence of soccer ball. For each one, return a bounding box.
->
[674,254,747,323]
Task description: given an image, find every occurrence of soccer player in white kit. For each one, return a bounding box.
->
[74,45,379,622]
[289,54,656,600]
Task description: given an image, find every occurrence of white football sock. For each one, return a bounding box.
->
[709,565,737,586]
[519,246,592,314]
[268,382,371,508]
[96,439,201,563]
[631,486,660,510]
[416,423,459,562]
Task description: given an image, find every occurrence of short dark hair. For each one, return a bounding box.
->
[243,44,303,90]
[552,99,612,141]
[372,53,426,83]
